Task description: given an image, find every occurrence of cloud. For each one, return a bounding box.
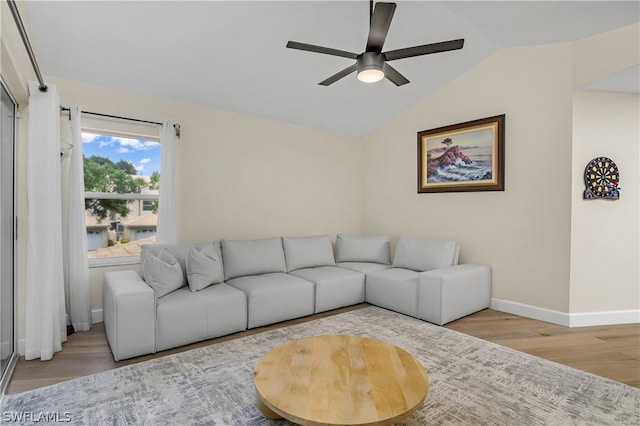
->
[113,137,160,151]
[116,147,130,153]
[81,132,99,144]
[139,158,151,164]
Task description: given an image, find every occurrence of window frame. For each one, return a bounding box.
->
[80,129,161,268]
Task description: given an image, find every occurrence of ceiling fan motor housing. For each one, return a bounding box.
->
[357,52,386,82]
[358,52,385,71]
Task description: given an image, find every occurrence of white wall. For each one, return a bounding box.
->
[362,42,575,313]
[361,24,639,324]
[17,76,364,334]
[570,90,639,314]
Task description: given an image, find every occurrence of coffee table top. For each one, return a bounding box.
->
[253,334,429,426]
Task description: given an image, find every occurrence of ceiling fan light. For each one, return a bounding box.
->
[356,52,386,83]
[357,67,385,83]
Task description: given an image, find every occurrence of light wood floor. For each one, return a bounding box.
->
[5,305,639,395]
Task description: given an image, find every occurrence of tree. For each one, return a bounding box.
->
[148,171,160,190]
[115,159,137,175]
[148,171,160,214]
[84,155,146,221]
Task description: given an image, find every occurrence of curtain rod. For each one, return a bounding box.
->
[60,106,181,138]
[7,0,48,93]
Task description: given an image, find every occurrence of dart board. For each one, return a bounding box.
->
[583,157,620,199]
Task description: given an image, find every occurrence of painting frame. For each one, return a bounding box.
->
[417,114,505,193]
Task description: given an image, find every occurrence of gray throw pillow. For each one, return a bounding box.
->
[282,235,335,272]
[141,248,185,297]
[335,234,391,264]
[186,243,223,291]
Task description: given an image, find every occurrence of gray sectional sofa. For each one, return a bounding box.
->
[103,234,491,361]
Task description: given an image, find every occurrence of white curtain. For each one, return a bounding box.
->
[62,106,91,332]
[156,122,177,244]
[25,81,67,361]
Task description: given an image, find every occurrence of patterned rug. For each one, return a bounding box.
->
[2,307,638,425]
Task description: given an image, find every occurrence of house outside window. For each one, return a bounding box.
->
[81,132,161,266]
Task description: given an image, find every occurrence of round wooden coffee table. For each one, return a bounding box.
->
[253,334,429,426]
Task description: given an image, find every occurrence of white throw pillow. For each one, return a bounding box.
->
[141,248,185,297]
[282,235,335,272]
[335,234,391,264]
[393,237,458,272]
[186,244,224,291]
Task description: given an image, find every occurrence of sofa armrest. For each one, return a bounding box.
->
[417,264,491,325]
[103,270,156,361]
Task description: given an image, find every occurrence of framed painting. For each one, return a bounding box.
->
[417,114,505,193]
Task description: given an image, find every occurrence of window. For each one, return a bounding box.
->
[81,132,161,265]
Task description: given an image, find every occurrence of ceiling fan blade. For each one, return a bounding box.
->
[365,2,396,52]
[383,63,409,86]
[286,41,358,60]
[319,64,358,86]
[384,39,464,61]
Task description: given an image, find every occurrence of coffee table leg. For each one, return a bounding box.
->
[256,393,282,419]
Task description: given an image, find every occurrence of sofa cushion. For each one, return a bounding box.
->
[221,237,287,280]
[365,268,420,317]
[141,248,185,297]
[282,235,335,272]
[335,234,391,264]
[186,243,224,291]
[336,262,392,274]
[290,266,365,313]
[226,273,314,328]
[156,284,247,351]
[392,237,458,272]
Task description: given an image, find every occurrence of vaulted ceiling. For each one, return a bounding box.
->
[24,1,640,136]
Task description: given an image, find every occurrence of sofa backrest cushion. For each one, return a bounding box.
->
[282,235,335,272]
[140,248,185,297]
[392,237,458,272]
[186,243,224,291]
[221,237,287,280]
[335,234,391,264]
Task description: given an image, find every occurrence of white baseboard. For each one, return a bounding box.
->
[569,310,640,327]
[491,298,640,327]
[491,298,570,326]
[92,309,103,324]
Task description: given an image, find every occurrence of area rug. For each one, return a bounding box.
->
[2,307,638,425]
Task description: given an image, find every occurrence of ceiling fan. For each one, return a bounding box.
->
[286,1,464,86]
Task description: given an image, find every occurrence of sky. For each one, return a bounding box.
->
[81,132,161,176]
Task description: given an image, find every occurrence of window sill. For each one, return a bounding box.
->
[89,256,140,268]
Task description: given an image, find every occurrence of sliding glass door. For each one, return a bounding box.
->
[0,78,17,394]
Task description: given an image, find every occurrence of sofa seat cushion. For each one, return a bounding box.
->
[226,273,314,329]
[336,262,392,274]
[365,268,420,317]
[290,266,365,313]
[222,238,287,280]
[156,283,247,352]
